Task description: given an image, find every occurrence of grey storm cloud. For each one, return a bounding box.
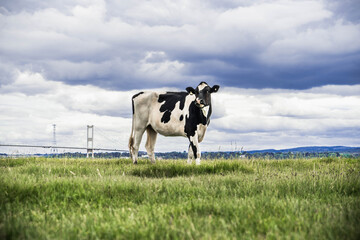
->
[0,0,359,91]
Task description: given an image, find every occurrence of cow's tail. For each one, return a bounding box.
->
[128,100,135,158]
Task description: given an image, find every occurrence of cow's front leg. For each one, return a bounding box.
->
[188,134,201,165]
[187,144,194,164]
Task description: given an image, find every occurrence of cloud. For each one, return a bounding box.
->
[0,1,359,153]
[0,0,359,90]
[215,0,332,39]
[261,20,360,64]
[0,71,133,151]
[1,71,359,153]
[325,0,360,23]
[0,71,135,116]
[207,85,360,150]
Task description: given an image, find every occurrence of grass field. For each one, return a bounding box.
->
[1,157,359,239]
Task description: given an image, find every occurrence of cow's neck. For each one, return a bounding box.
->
[194,103,212,125]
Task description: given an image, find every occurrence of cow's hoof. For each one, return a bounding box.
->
[133,161,138,165]
[196,159,201,165]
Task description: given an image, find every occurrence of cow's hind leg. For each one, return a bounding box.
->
[145,125,157,164]
[132,127,146,164]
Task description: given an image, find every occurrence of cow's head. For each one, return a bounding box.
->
[186,82,219,108]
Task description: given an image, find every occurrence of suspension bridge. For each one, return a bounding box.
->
[0,125,129,158]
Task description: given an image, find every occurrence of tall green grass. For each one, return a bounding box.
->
[1,157,359,239]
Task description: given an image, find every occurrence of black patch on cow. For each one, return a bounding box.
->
[179,115,183,121]
[131,92,144,114]
[158,92,187,123]
[161,111,171,123]
[185,102,208,137]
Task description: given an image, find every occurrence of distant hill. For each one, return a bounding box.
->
[247,146,360,153]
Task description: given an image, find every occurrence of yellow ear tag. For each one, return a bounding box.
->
[190,92,193,95]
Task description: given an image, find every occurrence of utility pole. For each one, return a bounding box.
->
[52,124,58,153]
[87,125,94,158]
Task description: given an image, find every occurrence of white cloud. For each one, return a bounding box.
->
[1,71,359,154]
[139,51,185,82]
[215,0,332,37]
[0,72,132,151]
[261,20,360,64]
[208,86,360,150]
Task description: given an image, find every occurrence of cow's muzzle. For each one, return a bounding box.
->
[196,98,207,108]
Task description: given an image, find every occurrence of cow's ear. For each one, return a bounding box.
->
[186,87,196,94]
[210,85,219,93]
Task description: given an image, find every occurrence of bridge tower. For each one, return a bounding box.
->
[51,124,58,153]
[87,125,94,158]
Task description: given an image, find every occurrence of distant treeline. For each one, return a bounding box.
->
[12,150,358,159]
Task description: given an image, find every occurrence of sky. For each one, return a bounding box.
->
[0,0,359,154]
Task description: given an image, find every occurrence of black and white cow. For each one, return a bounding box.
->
[128,82,219,165]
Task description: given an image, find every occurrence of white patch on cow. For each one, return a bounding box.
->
[202,105,209,117]
[197,124,207,143]
[197,82,208,91]
[189,135,197,146]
